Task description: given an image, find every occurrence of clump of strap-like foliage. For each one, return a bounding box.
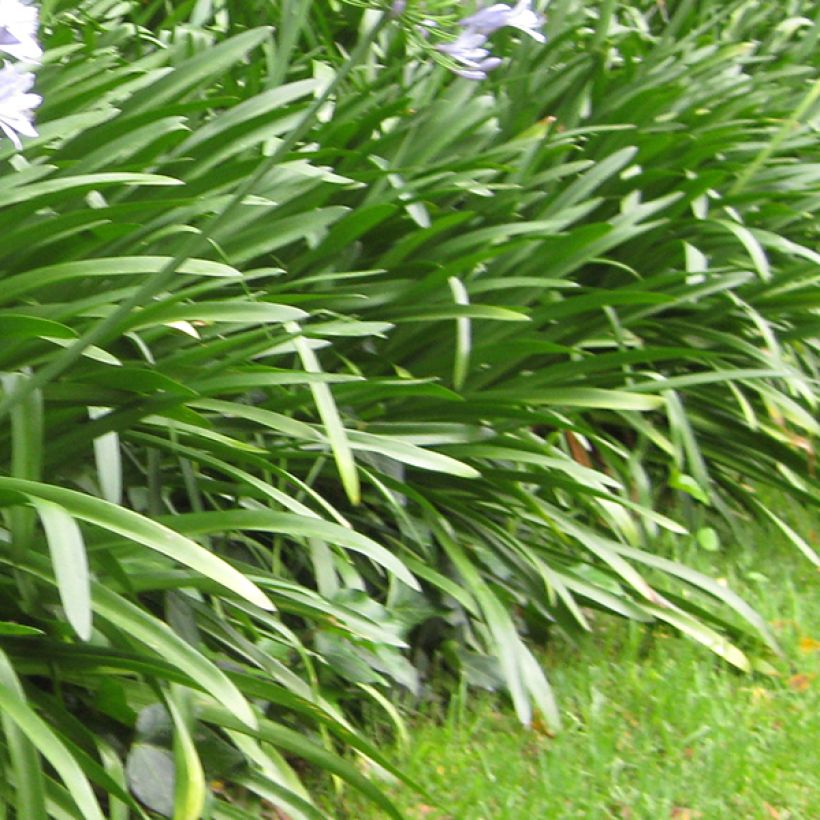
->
[0,1,817,816]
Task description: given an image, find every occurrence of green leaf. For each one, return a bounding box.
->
[0,648,48,819]
[0,173,182,209]
[164,510,420,591]
[125,28,273,116]
[89,406,122,505]
[714,219,771,281]
[348,431,480,478]
[751,499,820,567]
[449,277,471,391]
[642,603,750,671]
[32,499,92,642]
[286,321,361,506]
[430,519,560,731]
[176,79,319,154]
[479,387,664,411]
[2,257,241,304]
[91,584,257,729]
[696,527,720,552]
[0,622,43,636]
[44,337,122,366]
[168,690,206,820]
[0,315,77,340]
[0,479,273,612]
[130,301,308,330]
[542,146,638,216]
[0,649,105,820]
[669,471,710,505]
[383,305,530,323]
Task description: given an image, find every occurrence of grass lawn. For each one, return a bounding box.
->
[324,501,819,819]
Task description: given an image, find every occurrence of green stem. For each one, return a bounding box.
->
[591,0,616,50]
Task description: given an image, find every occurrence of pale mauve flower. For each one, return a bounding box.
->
[437,29,503,80]
[0,0,41,62]
[437,1,546,80]
[0,62,40,148]
[460,1,546,43]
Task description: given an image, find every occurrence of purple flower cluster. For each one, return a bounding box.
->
[0,0,41,150]
[437,1,545,80]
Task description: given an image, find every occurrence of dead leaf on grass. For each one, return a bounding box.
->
[670,808,702,819]
[787,673,815,692]
[762,802,782,819]
[412,804,450,819]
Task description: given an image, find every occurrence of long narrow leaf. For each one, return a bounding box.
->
[0,479,273,611]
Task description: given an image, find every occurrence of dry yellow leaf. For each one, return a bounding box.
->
[787,673,815,692]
